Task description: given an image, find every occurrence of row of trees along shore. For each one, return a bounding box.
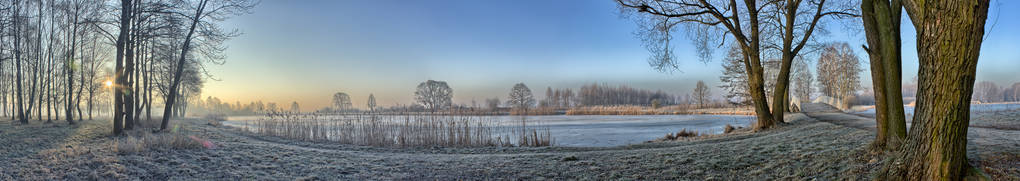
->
[617,0,991,179]
[198,75,1010,116]
[266,81,730,115]
[0,0,256,135]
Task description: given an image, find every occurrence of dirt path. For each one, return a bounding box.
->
[801,103,878,131]
[799,103,1020,179]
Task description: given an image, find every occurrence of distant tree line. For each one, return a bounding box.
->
[576,83,675,107]
[973,81,1020,103]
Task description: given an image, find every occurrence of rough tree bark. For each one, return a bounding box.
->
[879,0,990,179]
[861,0,907,152]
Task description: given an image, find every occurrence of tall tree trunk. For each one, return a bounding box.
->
[132,39,141,122]
[861,0,907,152]
[161,0,207,131]
[113,0,133,135]
[13,0,27,124]
[0,35,5,119]
[65,6,81,124]
[144,42,151,121]
[76,43,85,121]
[123,3,138,130]
[880,0,990,179]
[771,0,798,124]
[740,0,776,130]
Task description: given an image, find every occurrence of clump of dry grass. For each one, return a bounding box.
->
[115,132,205,154]
[246,113,553,147]
[724,124,737,134]
[513,117,553,147]
[205,113,228,127]
[205,113,228,122]
[662,129,702,140]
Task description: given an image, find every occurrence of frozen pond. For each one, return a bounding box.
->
[224,114,756,147]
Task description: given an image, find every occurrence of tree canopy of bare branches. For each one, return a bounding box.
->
[414,80,452,112]
[816,42,860,103]
[507,83,535,111]
[332,92,352,113]
[616,0,857,130]
[693,80,711,108]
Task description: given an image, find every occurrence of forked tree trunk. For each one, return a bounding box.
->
[880,0,990,179]
[861,0,907,152]
[743,5,776,130]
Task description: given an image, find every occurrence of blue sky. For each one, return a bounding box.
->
[203,0,1019,111]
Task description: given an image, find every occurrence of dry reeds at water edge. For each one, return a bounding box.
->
[245,112,553,147]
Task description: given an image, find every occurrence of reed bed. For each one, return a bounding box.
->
[245,112,553,147]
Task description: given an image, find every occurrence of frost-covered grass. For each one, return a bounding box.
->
[115,132,205,154]
[0,109,1016,180]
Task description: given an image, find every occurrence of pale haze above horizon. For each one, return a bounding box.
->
[201,0,1020,111]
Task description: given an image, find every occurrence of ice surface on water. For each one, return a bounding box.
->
[224,115,756,147]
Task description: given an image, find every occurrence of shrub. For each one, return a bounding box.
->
[662,129,701,140]
[675,129,700,137]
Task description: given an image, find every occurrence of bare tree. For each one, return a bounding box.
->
[366,93,376,112]
[816,42,861,106]
[159,0,257,131]
[616,0,855,130]
[112,0,133,134]
[792,57,813,102]
[693,80,711,108]
[506,83,535,112]
[973,81,1001,103]
[1008,82,1020,102]
[265,102,277,112]
[414,80,452,112]
[485,98,500,111]
[332,92,352,113]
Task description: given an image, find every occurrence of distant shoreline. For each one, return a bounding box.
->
[218,106,758,117]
